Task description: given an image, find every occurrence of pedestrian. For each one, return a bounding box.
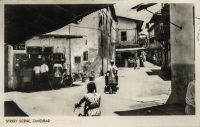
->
[140,55,144,67]
[136,57,140,69]
[107,60,118,93]
[107,60,118,83]
[124,59,128,67]
[75,82,101,116]
[130,58,134,68]
[142,51,147,62]
[33,62,41,90]
[53,59,63,89]
[185,79,195,115]
[40,61,49,90]
[153,55,157,65]
[133,57,137,70]
[62,61,68,74]
[128,57,131,67]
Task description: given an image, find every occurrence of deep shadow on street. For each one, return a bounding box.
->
[146,69,171,81]
[5,101,28,117]
[114,103,185,116]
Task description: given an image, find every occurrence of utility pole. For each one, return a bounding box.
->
[69,25,71,75]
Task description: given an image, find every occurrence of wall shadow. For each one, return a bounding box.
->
[114,103,185,116]
[70,84,83,87]
[146,69,171,81]
[5,101,28,117]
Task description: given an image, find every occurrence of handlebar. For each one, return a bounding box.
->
[74,103,81,112]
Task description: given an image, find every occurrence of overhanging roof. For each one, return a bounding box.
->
[149,13,162,23]
[149,13,169,23]
[5,4,114,46]
[116,47,146,52]
[38,34,84,39]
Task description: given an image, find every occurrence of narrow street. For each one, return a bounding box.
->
[5,61,171,116]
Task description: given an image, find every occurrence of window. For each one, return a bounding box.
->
[83,51,88,61]
[121,31,127,41]
[74,56,81,63]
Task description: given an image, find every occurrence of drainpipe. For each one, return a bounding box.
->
[69,25,71,75]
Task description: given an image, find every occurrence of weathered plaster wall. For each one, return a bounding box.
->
[167,4,195,104]
[117,17,138,45]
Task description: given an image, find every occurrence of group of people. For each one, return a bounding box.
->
[32,59,69,90]
[125,56,143,69]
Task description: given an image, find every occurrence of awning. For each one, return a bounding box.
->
[5,4,115,46]
[116,47,146,52]
[38,34,84,39]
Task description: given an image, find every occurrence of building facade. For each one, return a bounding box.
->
[146,3,195,105]
[115,16,143,67]
[146,4,170,68]
[145,23,163,65]
[5,5,118,91]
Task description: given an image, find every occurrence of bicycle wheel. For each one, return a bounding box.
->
[63,75,73,87]
[78,113,83,116]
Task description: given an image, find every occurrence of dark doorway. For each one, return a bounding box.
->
[121,52,131,59]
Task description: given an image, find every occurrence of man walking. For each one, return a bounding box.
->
[40,61,49,90]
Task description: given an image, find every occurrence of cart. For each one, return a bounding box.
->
[104,74,119,94]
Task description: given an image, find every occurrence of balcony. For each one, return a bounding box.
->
[154,24,170,41]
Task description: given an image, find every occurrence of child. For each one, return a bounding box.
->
[76,82,101,116]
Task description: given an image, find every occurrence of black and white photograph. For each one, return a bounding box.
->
[1,0,200,126]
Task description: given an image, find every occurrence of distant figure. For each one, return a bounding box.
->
[136,57,140,69]
[153,55,157,65]
[143,51,147,62]
[33,62,41,90]
[124,59,128,67]
[140,55,144,67]
[75,82,101,116]
[185,80,195,115]
[130,58,134,68]
[40,61,49,90]
[62,61,68,74]
[107,60,118,84]
[53,60,63,89]
[128,57,131,67]
[133,57,137,69]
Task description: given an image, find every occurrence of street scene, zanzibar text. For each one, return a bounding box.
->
[5,119,50,123]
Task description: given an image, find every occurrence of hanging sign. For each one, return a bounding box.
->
[13,42,25,50]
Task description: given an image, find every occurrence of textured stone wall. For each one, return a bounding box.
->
[8,7,117,91]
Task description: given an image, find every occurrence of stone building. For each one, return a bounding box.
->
[145,22,163,65]
[145,4,170,68]
[115,16,144,67]
[145,3,195,105]
[5,5,118,91]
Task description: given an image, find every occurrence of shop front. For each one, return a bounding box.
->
[12,46,66,91]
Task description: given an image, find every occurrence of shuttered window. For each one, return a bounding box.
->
[83,51,88,61]
[121,31,127,41]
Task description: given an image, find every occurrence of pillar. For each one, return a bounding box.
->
[5,45,14,91]
[167,4,195,104]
